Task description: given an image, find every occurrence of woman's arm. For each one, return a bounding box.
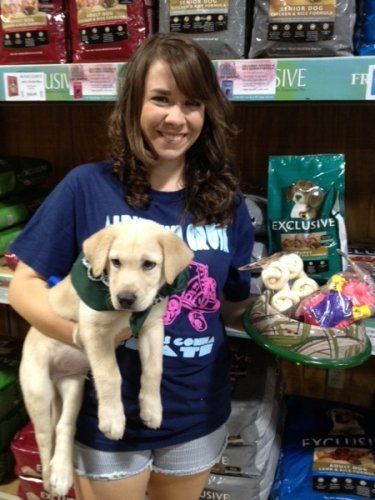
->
[8,261,76,345]
[221,297,255,332]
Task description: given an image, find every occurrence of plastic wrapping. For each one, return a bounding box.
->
[296,259,375,328]
[68,0,153,62]
[0,0,68,64]
[158,0,249,58]
[248,0,356,58]
[355,0,375,55]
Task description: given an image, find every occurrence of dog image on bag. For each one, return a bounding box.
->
[19,219,193,496]
[287,180,324,220]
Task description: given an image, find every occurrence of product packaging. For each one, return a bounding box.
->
[248,0,356,57]
[355,0,375,55]
[0,0,68,64]
[267,154,347,284]
[271,396,375,499]
[68,0,153,62]
[158,0,249,58]
[0,157,52,198]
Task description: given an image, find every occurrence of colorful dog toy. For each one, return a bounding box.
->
[298,273,375,328]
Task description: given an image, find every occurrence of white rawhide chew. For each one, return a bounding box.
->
[271,285,300,313]
[261,262,290,291]
[291,275,319,298]
[279,253,304,280]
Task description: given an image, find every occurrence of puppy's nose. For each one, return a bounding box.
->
[117,292,137,308]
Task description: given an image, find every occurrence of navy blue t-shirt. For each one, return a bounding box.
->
[10,161,254,451]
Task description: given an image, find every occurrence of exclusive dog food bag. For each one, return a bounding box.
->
[68,0,153,62]
[267,154,347,283]
[0,0,68,64]
[248,0,356,57]
[158,0,249,58]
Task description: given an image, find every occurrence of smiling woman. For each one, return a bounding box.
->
[140,59,205,190]
[8,33,254,500]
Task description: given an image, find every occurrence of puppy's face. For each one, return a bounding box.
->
[83,220,194,312]
[107,229,165,312]
[287,181,324,208]
[330,408,362,425]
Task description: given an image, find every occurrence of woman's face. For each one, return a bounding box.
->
[140,59,205,170]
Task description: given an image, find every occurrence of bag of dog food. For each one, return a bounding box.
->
[68,0,153,62]
[248,0,356,57]
[0,157,52,198]
[355,0,375,55]
[271,396,375,499]
[267,154,347,283]
[158,0,249,58]
[0,0,68,64]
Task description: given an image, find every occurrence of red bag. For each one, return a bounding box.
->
[18,475,76,499]
[68,0,153,62]
[0,0,68,64]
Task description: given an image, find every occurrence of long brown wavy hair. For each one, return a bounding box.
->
[108,33,240,226]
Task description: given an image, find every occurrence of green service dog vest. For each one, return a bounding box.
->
[70,252,189,337]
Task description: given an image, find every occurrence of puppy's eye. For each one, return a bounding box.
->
[142,260,156,271]
[111,258,121,268]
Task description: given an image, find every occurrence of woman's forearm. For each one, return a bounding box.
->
[8,262,75,345]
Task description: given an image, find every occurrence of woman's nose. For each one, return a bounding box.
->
[164,104,186,125]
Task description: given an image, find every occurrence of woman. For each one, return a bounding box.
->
[9,33,254,500]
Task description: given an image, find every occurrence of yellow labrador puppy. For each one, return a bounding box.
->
[19,219,193,496]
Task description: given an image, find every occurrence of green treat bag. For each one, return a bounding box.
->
[0,188,51,230]
[0,224,24,256]
[267,154,347,283]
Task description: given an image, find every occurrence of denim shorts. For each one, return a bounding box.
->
[74,425,228,480]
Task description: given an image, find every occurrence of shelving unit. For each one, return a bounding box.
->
[0,56,375,102]
[0,55,374,409]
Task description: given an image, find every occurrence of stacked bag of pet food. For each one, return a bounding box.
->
[0,0,154,64]
[200,338,284,500]
[355,0,375,55]
[0,336,28,484]
[0,156,51,264]
[242,154,373,368]
[271,395,375,499]
[244,193,268,296]
[11,422,76,499]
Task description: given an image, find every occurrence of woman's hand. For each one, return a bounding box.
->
[116,327,132,345]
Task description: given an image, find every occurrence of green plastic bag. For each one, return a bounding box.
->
[267,154,347,283]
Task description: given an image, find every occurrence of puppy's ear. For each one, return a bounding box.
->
[159,232,193,284]
[309,187,324,208]
[286,184,295,201]
[83,226,118,277]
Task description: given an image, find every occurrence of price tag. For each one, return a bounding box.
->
[4,72,45,101]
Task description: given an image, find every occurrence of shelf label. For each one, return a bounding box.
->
[216,60,277,100]
[365,65,375,100]
[68,63,118,99]
[3,72,45,101]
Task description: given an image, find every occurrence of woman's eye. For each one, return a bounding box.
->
[111,258,121,268]
[186,99,201,107]
[152,95,169,104]
[142,260,156,271]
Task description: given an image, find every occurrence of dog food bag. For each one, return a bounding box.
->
[68,0,153,62]
[267,154,347,283]
[248,0,356,57]
[355,0,375,55]
[0,157,52,198]
[158,0,249,58]
[271,396,375,499]
[0,223,24,256]
[0,0,68,64]
[18,475,76,499]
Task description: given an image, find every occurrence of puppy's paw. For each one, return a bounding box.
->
[98,405,126,440]
[140,394,162,429]
[49,458,73,497]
